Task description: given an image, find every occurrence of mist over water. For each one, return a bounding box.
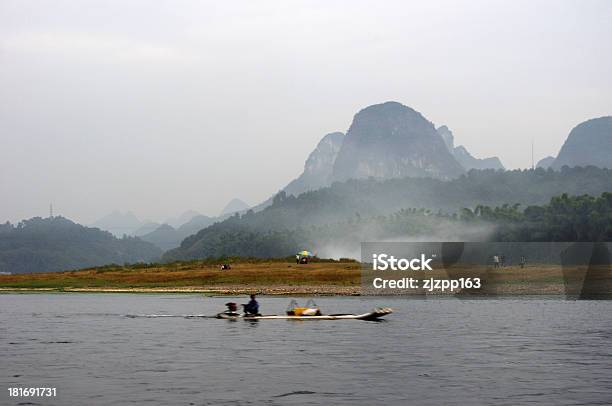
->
[314,223,496,260]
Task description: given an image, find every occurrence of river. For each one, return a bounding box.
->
[1,294,611,405]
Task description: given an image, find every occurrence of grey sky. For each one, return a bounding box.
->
[1,0,611,224]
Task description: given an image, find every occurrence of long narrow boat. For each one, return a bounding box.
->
[216,307,392,321]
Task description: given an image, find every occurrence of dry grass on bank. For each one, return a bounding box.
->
[0,261,609,296]
[0,260,361,291]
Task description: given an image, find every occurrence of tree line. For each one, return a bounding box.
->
[163,192,612,261]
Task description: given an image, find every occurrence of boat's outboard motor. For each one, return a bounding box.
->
[215,302,241,319]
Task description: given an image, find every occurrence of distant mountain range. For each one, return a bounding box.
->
[91,198,251,250]
[161,104,611,262]
[163,210,203,228]
[0,217,161,274]
[92,210,206,237]
[163,166,612,261]
[5,102,610,270]
[280,101,502,199]
[91,210,142,237]
[133,222,161,237]
[272,103,610,207]
[139,215,216,251]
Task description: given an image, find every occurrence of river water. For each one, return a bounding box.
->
[1,294,611,405]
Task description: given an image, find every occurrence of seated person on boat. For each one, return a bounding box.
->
[242,294,260,315]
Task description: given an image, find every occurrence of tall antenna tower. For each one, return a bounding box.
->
[50,203,53,218]
[531,139,534,170]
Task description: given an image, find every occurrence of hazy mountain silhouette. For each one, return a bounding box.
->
[437,126,504,170]
[536,156,556,169]
[91,210,142,237]
[164,210,202,228]
[133,221,161,237]
[220,198,249,216]
[139,224,179,251]
[140,214,216,250]
[283,132,344,197]
[551,116,612,170]
[332,102,464,182]
[252,102,500,212]
[92,209,210,239]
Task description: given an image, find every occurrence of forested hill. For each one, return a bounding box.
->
[163,167,612,261]
[0,217,162,274]
[253,166,612,231]
[163,192,612,261]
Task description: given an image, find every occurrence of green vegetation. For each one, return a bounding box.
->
[165,167,612,261]
[462,192,612,241]
[208,166,612,233]
[3,167,612,273]
[0,217,161,274]
[165,190,612,261]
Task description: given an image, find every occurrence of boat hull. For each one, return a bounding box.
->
[216,308,392,321]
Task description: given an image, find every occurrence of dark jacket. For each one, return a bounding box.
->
[244,299,259,314]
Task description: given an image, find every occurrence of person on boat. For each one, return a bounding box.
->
[242,294,259,315]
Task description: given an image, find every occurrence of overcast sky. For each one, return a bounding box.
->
[1,0,611,224]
